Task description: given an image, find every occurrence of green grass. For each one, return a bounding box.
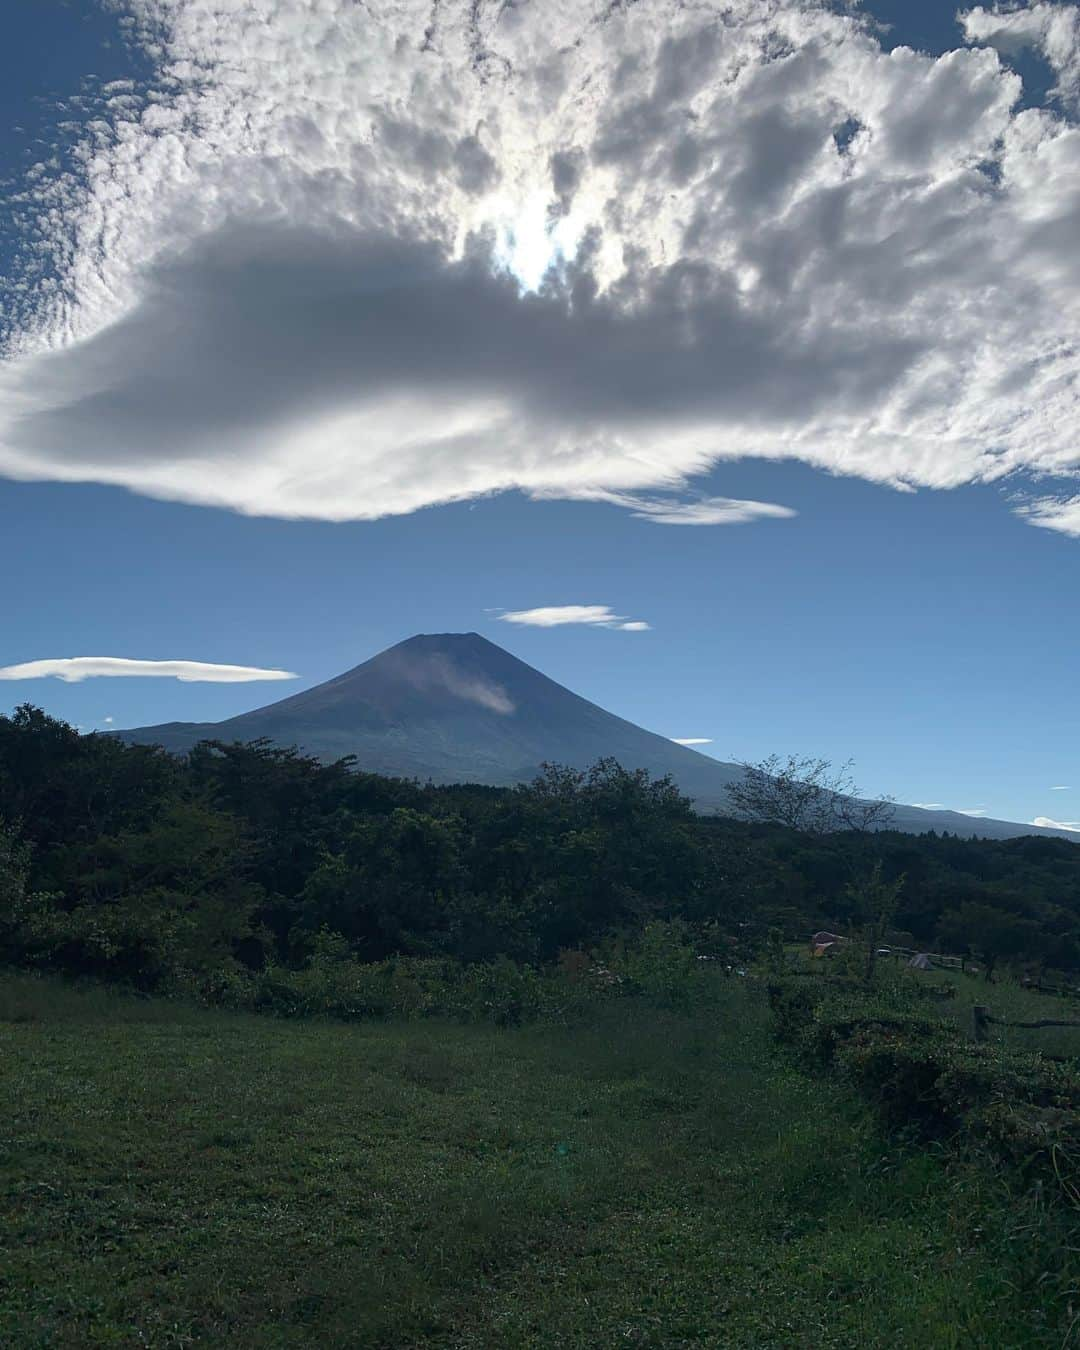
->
[0,971,1071,1347]
[922,967,1080,1058]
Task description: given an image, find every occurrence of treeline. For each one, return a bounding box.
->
[745,823,1080,977]
[1,704,1078,996]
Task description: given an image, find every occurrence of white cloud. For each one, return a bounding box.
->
[1015,495,1080,538]
[1052,784,1072,790]
[589,492,797,527]
[912,802,947,810]
[958,807,989,817]
[672,737,714,746]
[1033,815,1080,831]
[0,658,298,684]
[961,4,1080,108]
[395,653,515,714]
[0,2,1078,527]
[497,605,650,631]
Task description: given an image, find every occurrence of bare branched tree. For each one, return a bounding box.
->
[726,755,895,835]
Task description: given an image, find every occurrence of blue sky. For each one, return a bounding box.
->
[2,0,1079,831]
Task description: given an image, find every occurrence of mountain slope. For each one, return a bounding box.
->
[115,632,1075,842]
[115,632,745,796]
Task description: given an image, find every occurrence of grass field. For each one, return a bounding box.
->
[1,971,1071,1348]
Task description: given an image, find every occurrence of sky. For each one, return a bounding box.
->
[1,0,1079,831]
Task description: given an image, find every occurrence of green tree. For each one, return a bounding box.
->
[0,818,64,969]
[938,902,1042,982]
[297,808,464,958]
[844,862,904,984]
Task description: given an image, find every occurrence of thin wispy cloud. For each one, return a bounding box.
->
[0,2,1079,528]
[1033,816,1080,832]
[0,658,298,684]
[1014,496,1080,538]
[398,654,515,715]
[1052,785,1072,790]
[914,801,1007,820]
[581,491,797,527]
[672,737,713,746]
[496,606,650,632]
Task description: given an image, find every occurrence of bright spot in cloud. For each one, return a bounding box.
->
[495,190,580,291]
[496,605,650,631]
[0,657,298,684]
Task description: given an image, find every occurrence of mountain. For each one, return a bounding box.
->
[115,632,745,797]
[115,632,1075,842]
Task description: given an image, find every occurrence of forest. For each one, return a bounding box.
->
[2,703,1078,998]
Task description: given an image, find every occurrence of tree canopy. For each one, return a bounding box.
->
[0,707,1077,990]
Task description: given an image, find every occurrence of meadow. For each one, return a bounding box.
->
[2,970,1073,1348]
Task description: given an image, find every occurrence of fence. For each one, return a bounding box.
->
[972,1004,1080,1046]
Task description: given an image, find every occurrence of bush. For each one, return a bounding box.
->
[175,923,727,1027]
[767,974,1080,1197]
[604,920,717,1011]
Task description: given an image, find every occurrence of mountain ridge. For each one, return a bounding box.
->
[114,632,1076,843]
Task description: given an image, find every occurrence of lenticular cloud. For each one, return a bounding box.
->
[0,658,298,684]
[2,0,1080,530]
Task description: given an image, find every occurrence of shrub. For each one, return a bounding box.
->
[175,922,729,1027]
[605,920,715,1011]
[767,974,1080,1198]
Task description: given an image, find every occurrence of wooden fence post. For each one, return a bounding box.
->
[972,1005,990,1043]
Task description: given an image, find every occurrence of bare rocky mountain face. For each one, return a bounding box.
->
[115,632,1075,842]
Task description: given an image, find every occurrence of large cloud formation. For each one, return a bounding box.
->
[2,0,1080,529]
